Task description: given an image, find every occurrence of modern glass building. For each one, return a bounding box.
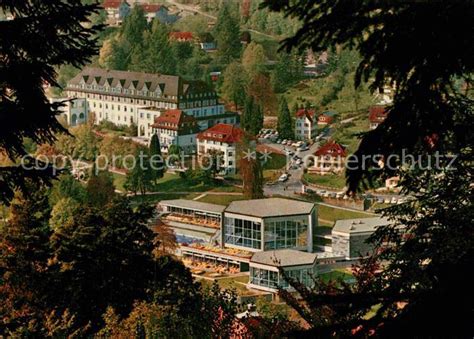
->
[247,249,340,292]
[223,198,317,252]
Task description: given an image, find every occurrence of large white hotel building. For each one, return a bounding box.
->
[63,67,236,138]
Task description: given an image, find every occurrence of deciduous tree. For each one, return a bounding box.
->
[221,62,247,110]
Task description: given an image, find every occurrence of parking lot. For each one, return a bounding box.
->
[257,129,404,203]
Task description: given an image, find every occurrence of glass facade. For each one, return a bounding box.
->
[249,267,314,290]
[224,217,262,250]
[264,218,309,250]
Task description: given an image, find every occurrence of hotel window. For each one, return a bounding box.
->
[264,218,308,250]
[224,217,261,250]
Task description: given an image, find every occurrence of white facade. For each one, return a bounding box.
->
[137,107,163,138]
[295,115,317,141]
[50,97,88,127]
[66,68,226,134]
[78,93,177,127]
[197,139,238,174]
[155,128,197,154]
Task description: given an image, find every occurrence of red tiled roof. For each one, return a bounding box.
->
[197,123,244,144]
[140,4,162,13]
[369,106,388,123]
[152,109,195,131]
[317,113,335,124]
[295,108,316,122]
[102,0,126,9]
[314,141,347,157]
[169,32,194,41]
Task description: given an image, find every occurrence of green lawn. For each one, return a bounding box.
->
[153,173,239,193]
[199,275,251,295]
[303,173,347,189]
[112,172,127,191]
[319,270,354,283]
[317,204,373,223]
[262,153,287,170]
[196,194,246,206]
[285,71,376,119]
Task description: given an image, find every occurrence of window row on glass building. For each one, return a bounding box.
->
[224,217,262,250]
[264,219,309,250]
[249,266,315,290]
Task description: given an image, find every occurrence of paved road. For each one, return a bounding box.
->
[259,139,404,203]
[261,139,320,197]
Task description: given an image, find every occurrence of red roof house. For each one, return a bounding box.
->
[295,108,316,122]
[317,111,337,125]
[152,109,197,132]
[169,31,194,42]
[140,4,163,13]
[310,141,347,174]
[369,106,388,129]
[314,141,347,157]
[102,0,124,9]
[197,123,244,144]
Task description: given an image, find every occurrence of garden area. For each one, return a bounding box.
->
[303,173,347,189]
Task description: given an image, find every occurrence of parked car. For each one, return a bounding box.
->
[278,173,289,182]
[297,145,309,152]
[276,139,282,144]
[391,197,398,204]
[296,159,303,165]
[306,188,316,194]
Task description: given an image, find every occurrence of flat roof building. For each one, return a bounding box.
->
[223,198,317,253]
[332,217,392,259]
[248,249,342,293]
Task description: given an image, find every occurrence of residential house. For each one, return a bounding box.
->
[151,109,199,153]
[169,31,194,43]
[142,4,179,24]
[317,111,337,126]
[102,0,130,26]
[140,4,165,23]
[65,67,225,135]
[196,123,244,174]
[369,105,388,129]
[308,141,347,175]
[198,32,217,51]
[295,108,317,141]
